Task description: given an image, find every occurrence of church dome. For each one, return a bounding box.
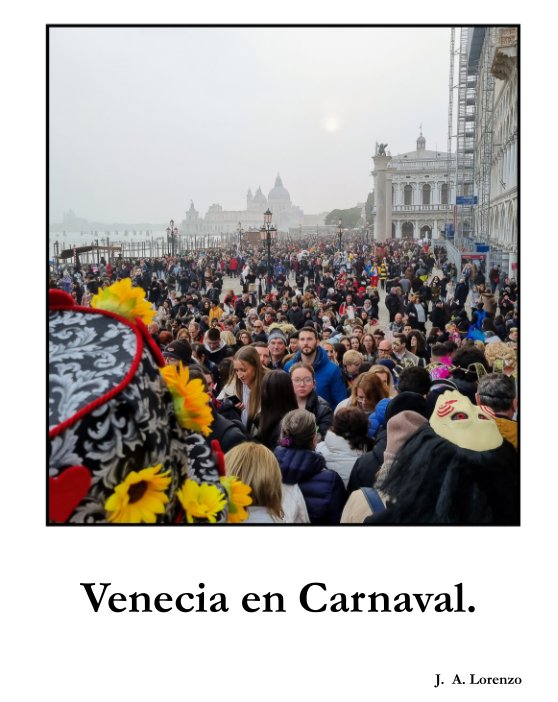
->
[253,186,267,204]
[268,174,291,202]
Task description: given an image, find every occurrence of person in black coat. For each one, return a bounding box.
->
[346,427,387,492]
[385,287,405,322]
[208,412,250,453]
[430,300,449,329]
[454,278,469,308]
[187,367,251,453]
[286,302,306,329]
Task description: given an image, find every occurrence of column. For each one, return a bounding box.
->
[385,168,394,239]
[372,153,391,241]
[395,220,402,239]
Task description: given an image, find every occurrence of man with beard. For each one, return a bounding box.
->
[284,326,347,409]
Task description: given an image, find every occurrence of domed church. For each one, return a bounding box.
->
[184,174,304,236]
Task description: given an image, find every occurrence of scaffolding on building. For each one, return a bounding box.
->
[475,28,496,247]
[454,26,478,248]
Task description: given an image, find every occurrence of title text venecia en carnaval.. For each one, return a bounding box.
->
[79,582,475,614]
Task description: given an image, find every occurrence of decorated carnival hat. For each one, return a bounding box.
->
[430,390,503,452]
[49,282,251,525]
[484,340,517,375]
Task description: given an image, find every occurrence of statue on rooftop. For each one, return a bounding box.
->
[377,143,388,156]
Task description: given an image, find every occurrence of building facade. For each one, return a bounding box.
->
[471,27,518,268]
[370,133,456,241]
[445,27,519,276]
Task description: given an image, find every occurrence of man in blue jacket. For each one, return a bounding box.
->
[284,326,347,409]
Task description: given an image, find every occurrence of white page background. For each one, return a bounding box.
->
[2,2,554,700]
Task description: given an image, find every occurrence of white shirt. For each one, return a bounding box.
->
[244,485,310,524]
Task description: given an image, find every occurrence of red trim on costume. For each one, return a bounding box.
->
[49,290,75,307]
[49,302,144,439]
[211,440,226,477]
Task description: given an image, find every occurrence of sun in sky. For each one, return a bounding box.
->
[322,115,340,132]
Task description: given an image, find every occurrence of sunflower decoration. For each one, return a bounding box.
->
[160,362,213,437]
[176,479,227,524]
[105,464,172,523]
[91,278,156,325]
[220,475,253,523]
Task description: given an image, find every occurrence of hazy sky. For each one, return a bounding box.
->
[49,25,452,224]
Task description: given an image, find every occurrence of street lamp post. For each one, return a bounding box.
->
[260,208,277,293]
[337,218,343,251]
[237,221,243,249]
[166,219,178,257]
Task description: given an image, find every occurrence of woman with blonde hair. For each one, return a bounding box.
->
[220,329,237,349]
[341,349,364,389]
[369,364,397,398]
[217,345,267,431]
[225,443,309,524]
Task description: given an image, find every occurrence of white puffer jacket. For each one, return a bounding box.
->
[316,431,365,488]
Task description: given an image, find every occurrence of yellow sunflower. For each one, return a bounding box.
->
[220,476,252,523]
[91,278,156,325]
[176,479,227,523]
[160,363,213,436]
[105,464,171,524]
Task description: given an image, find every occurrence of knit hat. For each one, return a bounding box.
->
[386,391,429,421]
[267,328,287,344]
[430,390,503,451]
[383,410,429,468]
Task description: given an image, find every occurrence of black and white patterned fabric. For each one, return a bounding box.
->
[49,310,138,431]
[49,301,226,524]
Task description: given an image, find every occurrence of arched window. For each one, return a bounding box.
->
[404,184,413,205]
[441,183,449,205]
[422,184,431,205]
[402,221,414,239]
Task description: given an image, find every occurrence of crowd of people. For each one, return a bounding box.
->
[49,234,519,524]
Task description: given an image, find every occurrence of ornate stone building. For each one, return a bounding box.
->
[474,27,518,264]
[370,132,456,241]
[181,175,304,236]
